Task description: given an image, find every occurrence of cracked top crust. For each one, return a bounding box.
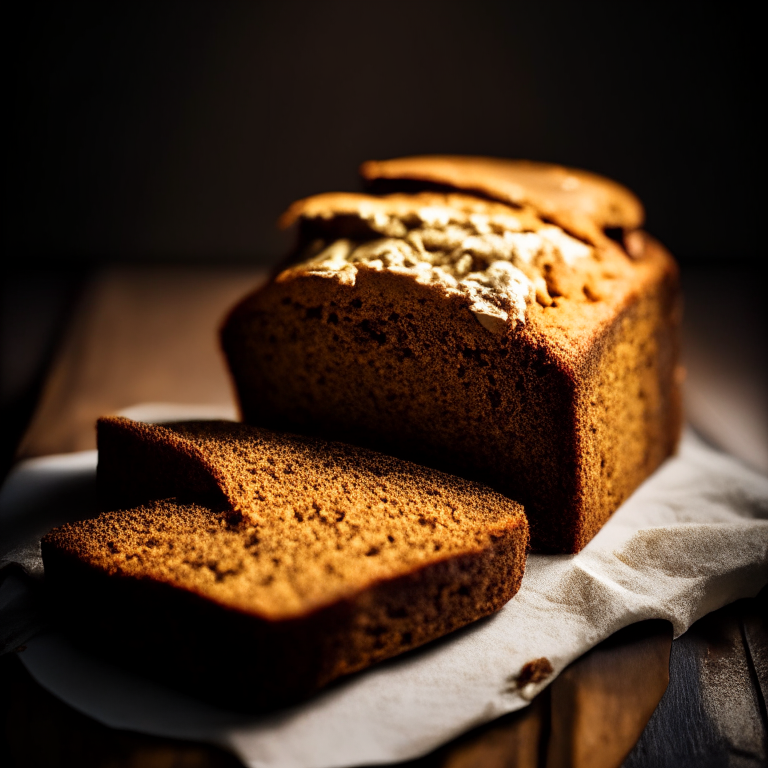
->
[278,191,615,334]
[359,155,644,248]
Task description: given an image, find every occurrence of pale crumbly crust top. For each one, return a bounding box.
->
[276,187,639,336]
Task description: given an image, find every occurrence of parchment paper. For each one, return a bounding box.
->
[1,420,766,768]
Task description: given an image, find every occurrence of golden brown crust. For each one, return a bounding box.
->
[44,418,528,709]
[359,155,644,248]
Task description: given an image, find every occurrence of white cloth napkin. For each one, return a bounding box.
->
[1,425,766,768]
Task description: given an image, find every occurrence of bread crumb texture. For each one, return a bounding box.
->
[49,418,527,621]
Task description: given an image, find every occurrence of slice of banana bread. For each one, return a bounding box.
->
[42,417,528,710]
[221,156,682,553]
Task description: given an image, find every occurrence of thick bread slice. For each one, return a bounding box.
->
[42,417,528,710]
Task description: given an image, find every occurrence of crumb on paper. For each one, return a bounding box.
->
[514,656,554,689]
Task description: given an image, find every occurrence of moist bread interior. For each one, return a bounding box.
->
[42,418,528,708]
[63,418,526,620]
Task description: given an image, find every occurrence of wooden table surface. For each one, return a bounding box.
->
[2,265,766,768]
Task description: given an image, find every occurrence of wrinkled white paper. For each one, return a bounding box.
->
[2,427,767,768]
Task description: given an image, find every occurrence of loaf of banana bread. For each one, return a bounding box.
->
[221,156,682,553]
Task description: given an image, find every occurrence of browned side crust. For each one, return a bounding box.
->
[43,419,528,710]
[222,235,681,553]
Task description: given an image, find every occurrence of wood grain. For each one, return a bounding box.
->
[17,265,265,458]
[546,621,672,768]
[623,595,768,767]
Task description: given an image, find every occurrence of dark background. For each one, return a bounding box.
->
[2,0,764,474]
[5,0,762,262]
